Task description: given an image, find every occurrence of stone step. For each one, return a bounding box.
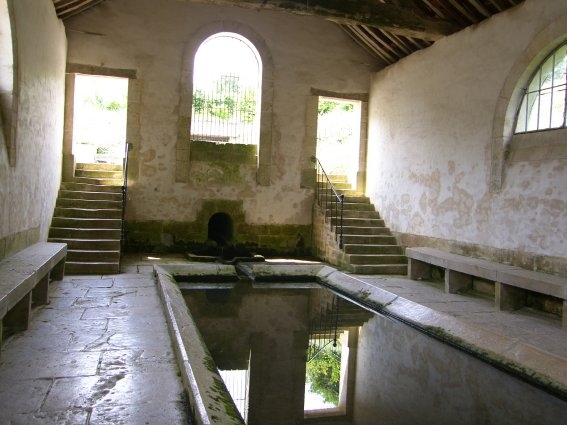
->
[319,194,370,204]
[326,203,375,214]
[76,163,123,172]
[54,207,122,219]
[342,202,376,211]
[342,226,391,236]
[318,174,349,183]
[73,176,124,186]
[343,244,404,255]
[67,249,121,262]
[75,169,124,179]
[347,254,407,265]
[340,210,381,219]
[60,182,122,194]
[332,217,386,227]
[350,264,408,275]
[49,227,121,239]
[48,238,121,250]
[65,261,120,275]
[50,162,126,276]
[320,188,361,197]
[320,181,352,190]
[58,189,122,202]
[51,217,121,229]
[57,197,122,209]
[342,235,398,245]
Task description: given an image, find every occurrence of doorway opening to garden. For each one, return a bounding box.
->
[72,74,129,165]
[315,97,362,190]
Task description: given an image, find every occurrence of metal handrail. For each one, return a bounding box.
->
[311,156,344,249]
[120,143,132,255]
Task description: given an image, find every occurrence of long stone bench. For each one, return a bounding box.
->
[406,247,567,328]
[0,242,67,352]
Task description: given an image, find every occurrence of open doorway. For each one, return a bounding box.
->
[315,97,362,189]
[72,74,128,165]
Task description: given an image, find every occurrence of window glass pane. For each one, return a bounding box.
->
[551,86,566,128]
[538,87,552,129]
[553,45,567,88]
[526,91,540,132]
[515,96,528,133]
[540,56,555,90]
[528,68,541,93]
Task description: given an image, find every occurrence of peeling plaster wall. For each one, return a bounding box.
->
[367,0,567,274]
[0,0,66,259]
[65,0,377,251]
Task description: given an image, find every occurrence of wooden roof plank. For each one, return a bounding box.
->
[445,0,479,24]
[341,25,394,65]
[467,0,491,17]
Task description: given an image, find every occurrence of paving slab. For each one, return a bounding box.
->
[356,274,567,363]
[0,257,189,424]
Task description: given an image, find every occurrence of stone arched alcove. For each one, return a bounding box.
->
[175,20,275,185]
[207,212,234,246]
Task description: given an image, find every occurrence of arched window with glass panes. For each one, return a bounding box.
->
[515,41,567,133]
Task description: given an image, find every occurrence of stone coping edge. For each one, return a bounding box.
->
[155,261,567,411]
[154,265,246,425]
[316,267,567,402]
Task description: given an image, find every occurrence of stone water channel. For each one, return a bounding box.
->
[154,261,567,425]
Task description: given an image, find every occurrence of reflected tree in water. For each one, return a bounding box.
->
[306,342,341,406]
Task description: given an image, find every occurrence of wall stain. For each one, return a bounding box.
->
[142,164,156,177]
[409,164,473,229]
[140,149,156,163]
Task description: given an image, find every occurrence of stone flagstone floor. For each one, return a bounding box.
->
[0,255,190,425]
[1,253,566,424]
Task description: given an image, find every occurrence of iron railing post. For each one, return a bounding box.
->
[120,143,132,256]
[311,156,345,251]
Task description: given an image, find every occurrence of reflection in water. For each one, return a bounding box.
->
[180,280,372,425]
[220,368,250,421]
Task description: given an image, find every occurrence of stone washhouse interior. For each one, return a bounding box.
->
[1,0,567,424]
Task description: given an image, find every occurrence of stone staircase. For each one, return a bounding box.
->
[48,163,124,275]
[315,175,408,275]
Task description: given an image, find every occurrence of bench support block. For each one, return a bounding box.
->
[496,282,526,311]
[409,258,431,280]
[4,292,31,335]
[32,274,50,306]
[51,257,66,281]
[445,269,473,294]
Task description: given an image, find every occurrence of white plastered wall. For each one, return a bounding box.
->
[65,0,378,227]
[366,0,567,272]
[0,0,66,258]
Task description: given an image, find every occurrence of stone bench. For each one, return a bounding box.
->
[406,247,567,328]
[0,242,67,351]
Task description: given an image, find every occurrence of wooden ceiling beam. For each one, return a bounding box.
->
[183,0,460,41]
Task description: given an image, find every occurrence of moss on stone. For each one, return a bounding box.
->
[190,140,257,164]
[125,218,312,257]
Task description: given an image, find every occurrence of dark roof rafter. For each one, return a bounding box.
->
[182,0,459,41]
[52,0,525,66]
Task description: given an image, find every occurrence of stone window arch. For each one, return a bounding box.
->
[0,0,18,166]
[176,22,274,185]
[490,16,567,193]
[514,41,566,134]
[191,32,262,146]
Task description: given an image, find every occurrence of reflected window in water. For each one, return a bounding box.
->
[181,282,371,423]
